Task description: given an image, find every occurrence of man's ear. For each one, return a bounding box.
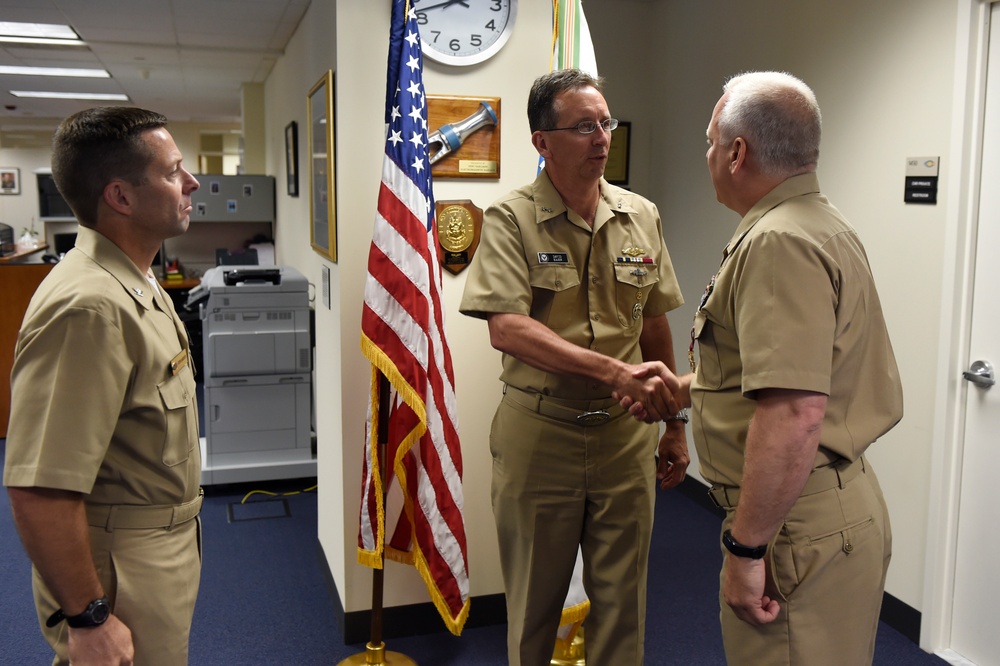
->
[102,180,133,216]
[531,131,551,159]
[730,137,748,174]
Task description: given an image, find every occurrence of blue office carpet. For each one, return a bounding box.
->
[0,442,948,665]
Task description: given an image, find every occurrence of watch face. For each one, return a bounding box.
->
[413,0,517,66]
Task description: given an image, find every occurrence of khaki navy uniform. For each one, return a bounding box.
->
[461,170,683,666]
[690,173,903,666]
[4,225,202,666]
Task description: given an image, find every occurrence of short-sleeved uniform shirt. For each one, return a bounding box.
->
[460,169,683,397]
[690,173,903,487]
[4,225,200,506]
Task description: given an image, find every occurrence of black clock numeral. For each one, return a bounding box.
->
[490,0,503,11]
[485,19,496,31]
[430,30,442,43]
[470,34,482,47]
[415,11,428,25]
[449,37,461,52]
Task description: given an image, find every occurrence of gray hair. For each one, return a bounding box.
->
[718,71,821,178]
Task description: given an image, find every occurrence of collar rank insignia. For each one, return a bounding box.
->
[541,207,554,213]
[133,287,144,297]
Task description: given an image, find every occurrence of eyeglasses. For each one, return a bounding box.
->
[540,118,619,134]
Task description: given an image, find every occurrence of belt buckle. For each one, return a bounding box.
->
[576,410,611,426]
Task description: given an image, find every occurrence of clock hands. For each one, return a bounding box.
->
[415,0,470,12]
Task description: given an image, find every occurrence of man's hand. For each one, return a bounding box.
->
[68,615,134,665]
[656,423,690,489]
[722,553,780,626]
[615,366,689,423]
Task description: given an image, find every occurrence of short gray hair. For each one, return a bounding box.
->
[718,71,821,178]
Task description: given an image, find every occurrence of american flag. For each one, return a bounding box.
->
[358,0,469,636]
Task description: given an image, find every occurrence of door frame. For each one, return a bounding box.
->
[923,0,999,654]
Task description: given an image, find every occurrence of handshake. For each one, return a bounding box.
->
[612,361,692,424]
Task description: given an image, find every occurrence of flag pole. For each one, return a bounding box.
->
[338,374,417,666]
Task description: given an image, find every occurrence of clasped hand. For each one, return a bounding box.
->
[612,360,680,423]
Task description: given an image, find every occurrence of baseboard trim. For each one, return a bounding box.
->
[318,477,922,646]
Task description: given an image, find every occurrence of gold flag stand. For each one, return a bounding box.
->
[551,626,586,666]
[338,374,417,666]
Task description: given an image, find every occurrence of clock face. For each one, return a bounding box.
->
[413,0,517,66]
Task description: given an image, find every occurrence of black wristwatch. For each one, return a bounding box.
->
[722,529,768,559]
[46,596,111,629]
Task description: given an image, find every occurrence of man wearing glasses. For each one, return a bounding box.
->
[460,68,689,666]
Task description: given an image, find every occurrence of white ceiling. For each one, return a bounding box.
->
[0,0,311,146]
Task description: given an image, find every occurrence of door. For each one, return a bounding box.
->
[951,3,1000,663]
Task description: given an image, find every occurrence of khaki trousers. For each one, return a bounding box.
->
[34,516,202,666]
[720,459,892,666]
[490,393,657,666]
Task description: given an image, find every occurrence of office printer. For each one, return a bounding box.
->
[199,265,315,484]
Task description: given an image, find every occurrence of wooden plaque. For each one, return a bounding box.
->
[427,95,501,179]
[435,199,482,275]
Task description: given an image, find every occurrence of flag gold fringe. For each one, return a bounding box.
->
[358,334,468,635]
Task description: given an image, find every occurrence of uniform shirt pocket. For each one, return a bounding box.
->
[157,370,197,467]
[612,263,660,329]
[528,264,581,332]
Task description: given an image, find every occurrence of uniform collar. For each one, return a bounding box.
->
[74,225,158,312]
[725,172,821,256]
[531,169,638,230]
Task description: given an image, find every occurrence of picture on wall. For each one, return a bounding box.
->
[308,70,336,262]
[0,167,20,195]
[285,121,299,197]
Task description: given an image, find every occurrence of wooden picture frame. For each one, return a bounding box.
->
[604,120,631,185]
[285,121,299,197]
[0,167,20,195]
[308,70,336,262]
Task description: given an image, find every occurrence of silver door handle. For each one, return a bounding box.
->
[963,360,996,388]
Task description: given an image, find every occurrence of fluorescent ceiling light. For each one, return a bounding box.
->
[0,66,109,78]
[0,22,84,45]
[11,91,129,101]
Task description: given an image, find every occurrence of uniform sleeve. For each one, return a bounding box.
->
[459,201,532,319]
[3,307,131,493]
[736,230,838,396]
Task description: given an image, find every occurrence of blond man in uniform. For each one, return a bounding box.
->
[625,71,903,665]
[5,107,202,665]
[460,69,690,666]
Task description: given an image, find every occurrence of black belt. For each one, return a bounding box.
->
[503,385,625,427]
[708,457,866,510]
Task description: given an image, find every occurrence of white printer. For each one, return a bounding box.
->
[198,265,314,484]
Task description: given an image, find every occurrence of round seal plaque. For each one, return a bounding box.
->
[435,199,482,275]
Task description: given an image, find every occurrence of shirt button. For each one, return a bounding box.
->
[592,276,599,284]
[592,314,600,321]
[555,280,562,288]
[636,292,642,301]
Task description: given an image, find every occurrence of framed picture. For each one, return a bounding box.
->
[308,70,336,262]
[0,167,20,195]
[285,121,299,197]
[604,121,631,185]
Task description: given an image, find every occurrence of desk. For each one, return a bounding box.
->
[1,262,54,436]
[0,243,49,264]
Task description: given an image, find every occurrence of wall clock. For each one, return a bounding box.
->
[414,0,517,66]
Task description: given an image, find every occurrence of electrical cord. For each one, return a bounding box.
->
[240,484,317,504]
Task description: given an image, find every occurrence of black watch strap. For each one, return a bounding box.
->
[46,596,111,629]
[722,529,768,559]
